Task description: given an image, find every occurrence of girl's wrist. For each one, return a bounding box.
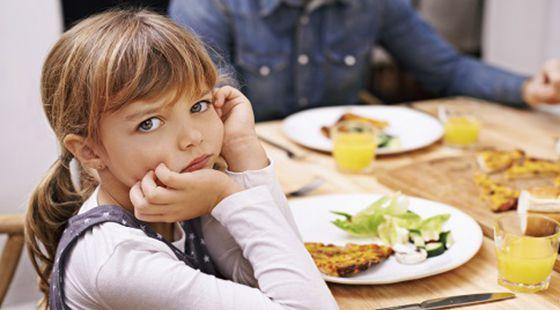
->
[221,135,268,172]
[215,177,243,207]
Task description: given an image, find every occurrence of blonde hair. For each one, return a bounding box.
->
[24,9,218,306]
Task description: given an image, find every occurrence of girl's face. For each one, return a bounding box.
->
[96,90,224,188]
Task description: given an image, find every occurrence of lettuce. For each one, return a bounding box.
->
[331,193,450,246]
[419,214,451,241]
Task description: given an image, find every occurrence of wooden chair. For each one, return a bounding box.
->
[0,214,25,307]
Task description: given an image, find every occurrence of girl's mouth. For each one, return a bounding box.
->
[181,154,212,173]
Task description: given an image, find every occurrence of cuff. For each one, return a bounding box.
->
[225,158,276,189]
[211,185,273,223]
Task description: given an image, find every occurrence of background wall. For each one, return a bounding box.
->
[483,0,560,112]
[0,0,61,307]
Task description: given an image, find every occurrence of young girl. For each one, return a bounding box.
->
[25,9,337,309]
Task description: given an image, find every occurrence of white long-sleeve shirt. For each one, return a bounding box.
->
[63,162,338,309]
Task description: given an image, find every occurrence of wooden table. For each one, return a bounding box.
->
[256,97,560,309]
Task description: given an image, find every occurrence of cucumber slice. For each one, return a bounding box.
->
[425,242,445,258]
[439,231,454,249]
[385,136,401,148]
[409,231,425,248]
[377,133,391,147]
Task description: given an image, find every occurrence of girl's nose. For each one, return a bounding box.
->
[179,128,203,150]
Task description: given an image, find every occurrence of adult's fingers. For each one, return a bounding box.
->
[543,59,560,93]
[532,83,558,104]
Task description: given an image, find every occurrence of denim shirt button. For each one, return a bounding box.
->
[259,66,271,76]
[344,55,356,66]
[298,97,309,107]
[298,54,309,65]
[300,15,309,25]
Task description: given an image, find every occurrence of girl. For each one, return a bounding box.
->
[25,9,337,309]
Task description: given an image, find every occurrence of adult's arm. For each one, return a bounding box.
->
[377,0,529,107]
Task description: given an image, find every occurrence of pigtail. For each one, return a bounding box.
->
[24,149,96,307]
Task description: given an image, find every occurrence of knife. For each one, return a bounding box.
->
[376,292,515,310]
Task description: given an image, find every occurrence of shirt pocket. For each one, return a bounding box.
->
[235,52,291,120]
[324,45,371,103]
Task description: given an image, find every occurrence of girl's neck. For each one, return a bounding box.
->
[97,178,175,242]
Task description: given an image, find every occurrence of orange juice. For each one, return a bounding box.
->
[496,236,558,292]
[443,116,479,146]
[332,130,376,173]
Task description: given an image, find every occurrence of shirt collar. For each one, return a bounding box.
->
[259,0,353,17]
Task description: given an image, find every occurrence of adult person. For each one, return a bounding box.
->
[169,0,560,121]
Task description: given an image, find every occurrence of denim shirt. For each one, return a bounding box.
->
[170,0,529,121]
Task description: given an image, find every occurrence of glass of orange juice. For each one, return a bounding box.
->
[438,106,480,147]
[331,121,377,173]
[494,213,560,293]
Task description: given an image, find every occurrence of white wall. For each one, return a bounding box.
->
[483,0,560,75]
[0,0,62,307]
[483,0,560,113]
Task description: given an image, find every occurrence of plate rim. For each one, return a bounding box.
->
[281,105,444,154]
[289,193,483,285]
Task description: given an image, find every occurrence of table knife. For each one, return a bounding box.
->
[377,292,515,310]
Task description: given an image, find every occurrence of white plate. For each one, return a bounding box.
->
[282,106,444,154]
[289,194,483,285]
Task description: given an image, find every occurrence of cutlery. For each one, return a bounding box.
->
[285,177,325,197]
[376,292,515,310]
[257,134,306,160]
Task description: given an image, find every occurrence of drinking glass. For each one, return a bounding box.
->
[494,213,560,293]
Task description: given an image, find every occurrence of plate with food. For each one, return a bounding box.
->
[282,106,443,154]
[290,193,482,284]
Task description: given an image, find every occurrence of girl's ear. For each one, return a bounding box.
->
[63,134,106,170]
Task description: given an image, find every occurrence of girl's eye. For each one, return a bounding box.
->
[191,100,210,113]
[138,117,162,132]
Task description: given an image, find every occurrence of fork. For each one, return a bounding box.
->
[257,134,307,160]
[285,177,326,197]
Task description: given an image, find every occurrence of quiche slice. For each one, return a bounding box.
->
[505,158,560,179]
[474,173,519,212]
[476,149,525,173]
[304,242,393,277]
[321,113,389,139]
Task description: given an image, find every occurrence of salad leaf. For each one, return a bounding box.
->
[331,193,409,237]
[419,214,451,241]
[391,211,422,230]
[331,193,451,246]
[378,216,410,245]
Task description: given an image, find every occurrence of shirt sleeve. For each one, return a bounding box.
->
[201,160,301,287]
[95,186,337,310]
[377,0,529,107]
[225,159,301,238]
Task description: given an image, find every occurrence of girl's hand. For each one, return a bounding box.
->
[213,86,268,171]
[129,163,242,223]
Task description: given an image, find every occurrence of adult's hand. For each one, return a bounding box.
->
[523,59,560,106]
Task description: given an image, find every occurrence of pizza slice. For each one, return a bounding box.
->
[474,173,519,212]
[304,242,393,277]
[476,149,525,173]
[505,158,560,179]
[321,113,389,139]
